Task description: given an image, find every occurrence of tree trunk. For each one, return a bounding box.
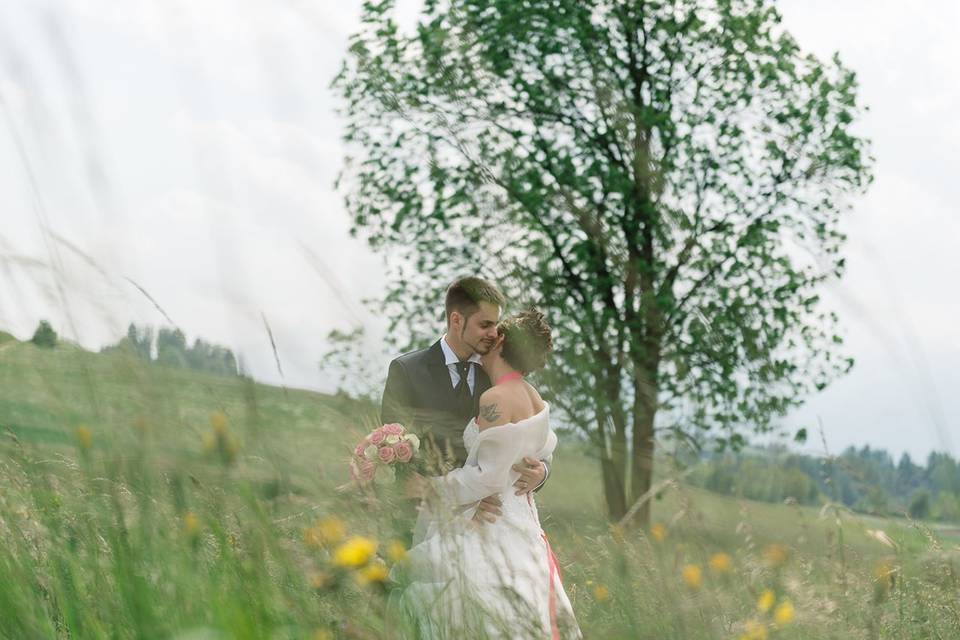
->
[629,402,657,529]
[600,364,629,521]
[600,452,627,520]
[628,360,659,529]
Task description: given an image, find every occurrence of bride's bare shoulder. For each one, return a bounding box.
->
[522,381,545,413]
[477,387,511,431]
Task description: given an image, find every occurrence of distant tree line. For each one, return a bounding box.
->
[687,444,960,522]
[102,323,239,377]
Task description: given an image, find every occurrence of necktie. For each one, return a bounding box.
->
[455,361,473,412]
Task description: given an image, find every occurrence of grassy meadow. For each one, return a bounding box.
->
[1,337,958,639]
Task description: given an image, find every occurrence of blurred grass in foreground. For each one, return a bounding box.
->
[1,339,958,639]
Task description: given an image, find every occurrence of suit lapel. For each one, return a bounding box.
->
[425,340,456,408]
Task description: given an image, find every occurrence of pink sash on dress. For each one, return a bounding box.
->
[529,493,563,640]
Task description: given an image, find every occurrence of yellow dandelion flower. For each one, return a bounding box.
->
[311,630,333,640]
[681,564,702,589]
[387,539,408,563]
[757,589,776,613]
[183,511,200,537]
[211,411,229,434]
[76,425,92,451]
[318,516,346,545]
[762,544,789,568]
[333,536,377,567]
[593,583,610,602]
[650,522,667,542]
[773,600,794,626]
[356,559,389,586]
[709,552,732,573]
[305,517,347,549]
[739,619,768,640]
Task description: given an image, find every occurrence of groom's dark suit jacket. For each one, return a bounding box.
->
[381,340,491,470]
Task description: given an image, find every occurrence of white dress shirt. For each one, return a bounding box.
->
[440,335,483,394]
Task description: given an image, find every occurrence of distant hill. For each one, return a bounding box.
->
[0,331,17,345]
[0,334,370,477]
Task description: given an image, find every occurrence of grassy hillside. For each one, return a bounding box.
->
[1,341,958,639]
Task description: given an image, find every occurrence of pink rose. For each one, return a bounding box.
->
[394,441,413,463]
[369,428,386,445]
[377,445,396,463]
[382,423,405,436]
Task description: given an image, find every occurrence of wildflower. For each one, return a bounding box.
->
[773,600,794,626]
[709,552,732,573]
[315,516,346,545]
[311,630,333,640]
[650,522,667,542]
[183,511,200,538]
[76,425,92,451]
[757,589,775,613]
[681,564,702,589]
[211,411,229,434]
[874,561,896,584]
[333,536,377,567]
[739,619,768,640]
[387,539,408,563]
[593,583,610,602]
[762,544,789,568]
[356,559,389,586]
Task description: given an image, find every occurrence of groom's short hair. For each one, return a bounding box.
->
[445,277,505,322]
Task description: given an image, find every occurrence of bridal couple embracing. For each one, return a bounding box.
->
[379,277,581,639]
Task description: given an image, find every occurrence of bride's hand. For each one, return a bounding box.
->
[471,494,503,525]
[513,457,546,495]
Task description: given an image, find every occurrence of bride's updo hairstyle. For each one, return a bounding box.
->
[498,309,553,375]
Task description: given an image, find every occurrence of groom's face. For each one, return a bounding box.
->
[460,301,501,356]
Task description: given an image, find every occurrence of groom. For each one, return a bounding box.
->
[380,276,549,532]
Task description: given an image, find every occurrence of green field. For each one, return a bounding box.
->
[1,339,958,639]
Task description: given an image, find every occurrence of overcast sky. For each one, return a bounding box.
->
[1,0,956,462]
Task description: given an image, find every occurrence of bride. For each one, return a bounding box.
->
[396,309,581,639]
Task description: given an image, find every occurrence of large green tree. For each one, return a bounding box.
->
[336,0,872,525]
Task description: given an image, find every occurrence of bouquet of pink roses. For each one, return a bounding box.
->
[349,423,421,484]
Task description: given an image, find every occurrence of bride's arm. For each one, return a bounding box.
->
[432,425,518,506]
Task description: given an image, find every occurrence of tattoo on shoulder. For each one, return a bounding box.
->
[480,403,501,423]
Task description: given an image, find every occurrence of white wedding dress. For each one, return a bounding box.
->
[396,403,581,639]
